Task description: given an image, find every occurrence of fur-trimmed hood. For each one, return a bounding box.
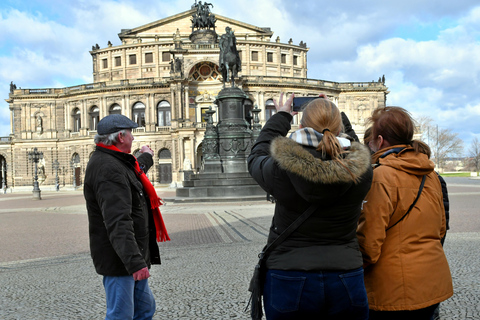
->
[271,136,372,185]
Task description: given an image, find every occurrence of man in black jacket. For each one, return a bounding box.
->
[84,114,163,320]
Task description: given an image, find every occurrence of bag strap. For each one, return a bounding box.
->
[259,202,321,260]
[386,175,426,231]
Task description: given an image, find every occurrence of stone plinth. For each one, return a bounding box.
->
[189,29,218,45]
[175,172,265,202]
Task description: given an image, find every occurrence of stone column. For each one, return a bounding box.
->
[184,85,190,121]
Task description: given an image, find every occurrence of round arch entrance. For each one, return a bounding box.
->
[0,155,7,191]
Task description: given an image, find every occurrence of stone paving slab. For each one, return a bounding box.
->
[1,232,479,319]
[0,177,479,319]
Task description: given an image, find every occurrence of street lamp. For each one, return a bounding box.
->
[28,147,43,200]
[53,159,60,191]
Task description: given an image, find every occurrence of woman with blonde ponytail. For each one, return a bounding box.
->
[357,107,453,319]
[248,93,373,320]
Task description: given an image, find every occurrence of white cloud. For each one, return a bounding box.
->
[0,0,480,150]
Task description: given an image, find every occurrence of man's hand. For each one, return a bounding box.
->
[132,267,150,281]
[140,145,154,156]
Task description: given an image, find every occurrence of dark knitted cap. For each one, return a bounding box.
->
[97,114,138,135]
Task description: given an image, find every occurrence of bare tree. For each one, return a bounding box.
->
[469,136,480,173]
[428,127,464,170]
[415,115,434,139]
[416,118,464,171]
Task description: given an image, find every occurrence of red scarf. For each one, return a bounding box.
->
[96,143,170,242]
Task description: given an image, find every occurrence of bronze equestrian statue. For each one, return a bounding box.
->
[218,27,241,87]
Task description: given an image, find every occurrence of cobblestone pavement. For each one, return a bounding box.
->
[0,177,479,319]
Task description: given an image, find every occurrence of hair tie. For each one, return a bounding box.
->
[322,128,330,134]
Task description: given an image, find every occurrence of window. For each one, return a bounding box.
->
[89,106,100,130]
[72,108,81,132]
[157,101,171,127]
[132,102,146,127]
[115,56,121,67]
[102,59,108,69]
[72,153,80,165]
[109,104,122,115]
[162,52,171,62]
[265,99,276,121]
[293,55,298,66]
[145,53,153,63]
[158,149,171,159]
[251,51,258,61]
[281,54,286,64]
[267,52,273,63]
[129,54,137,65]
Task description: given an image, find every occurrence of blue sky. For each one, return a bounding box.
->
[1,0,480,154]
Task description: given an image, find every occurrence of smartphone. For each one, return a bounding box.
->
[292,97,320,111]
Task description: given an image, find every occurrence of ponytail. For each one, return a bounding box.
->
[317,129,343,159]
[412,140,431,158]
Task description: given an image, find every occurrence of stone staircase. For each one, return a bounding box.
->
[174,172,266,202]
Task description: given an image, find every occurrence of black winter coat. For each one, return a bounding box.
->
[84,147,161,276]
[248,112,373,271]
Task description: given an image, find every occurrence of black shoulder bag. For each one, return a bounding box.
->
[386,175,426,231]
[246,203,320,320]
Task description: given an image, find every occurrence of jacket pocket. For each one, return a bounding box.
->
[129,177,149,236]
[269,273,306,313]
[339,268,368,307]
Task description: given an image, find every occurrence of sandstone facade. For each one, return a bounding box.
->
[0,6,387,190]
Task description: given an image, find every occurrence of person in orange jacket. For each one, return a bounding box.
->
[357,107,453,320]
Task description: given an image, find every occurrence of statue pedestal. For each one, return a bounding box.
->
[189,29,217,45]
[216,87,251,173]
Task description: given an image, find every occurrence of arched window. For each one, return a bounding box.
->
[158,149,172,159]
[72,153,80,165]
[89,106,100,130]
[132,102,146,127]
[157,101,171,127]
[109,104,121,115]
[265,99,276,121]
[72,108,81,132]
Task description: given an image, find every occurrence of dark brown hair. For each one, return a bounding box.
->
[369,106,431,156]
[363,127,373,146]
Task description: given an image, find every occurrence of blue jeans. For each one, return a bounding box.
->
[263,268,369,320]
[103,276,156,320]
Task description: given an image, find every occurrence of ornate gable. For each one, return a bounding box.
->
[118,9,274,44]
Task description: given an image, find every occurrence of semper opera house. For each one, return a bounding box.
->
[0,2,387,191]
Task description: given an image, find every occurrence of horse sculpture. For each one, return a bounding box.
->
[219,27,241,88]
